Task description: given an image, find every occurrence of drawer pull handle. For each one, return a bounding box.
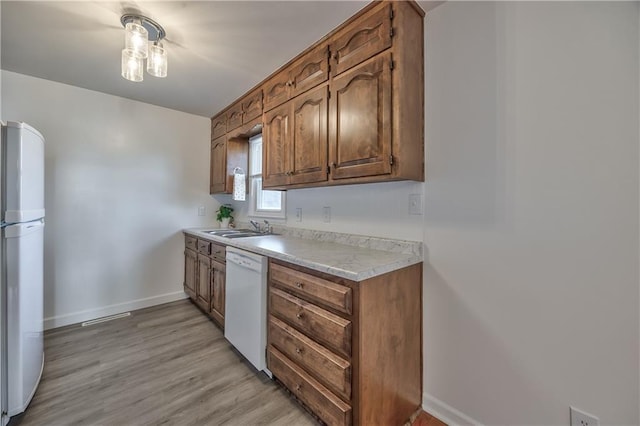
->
[295,384,302,392]
[295,347,303,355]
[296,312,304,320]
[295,282,304,288]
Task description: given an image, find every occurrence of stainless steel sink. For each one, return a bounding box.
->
[205,229,274,238]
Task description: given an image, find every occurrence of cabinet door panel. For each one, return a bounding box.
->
[211,115,226,140]
[211,260,226,327]
[226,103,243,132]
[263,103,291,188]
[242,90,263,123]
[290,85,328,185]
[330,4,392,77]
[263,71,291,112]
[290,44,329,97]
[330,54,392,180]
[197,254,211,311]
[210,135,227,194]
[184,249,197,300]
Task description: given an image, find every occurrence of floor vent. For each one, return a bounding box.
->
[81,312,131,327]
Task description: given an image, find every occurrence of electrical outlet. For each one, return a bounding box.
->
[322,206,331,223]
[409,193,423,215]
[570,407,599,426]
[198,206,206,216]
[295,208,302,222]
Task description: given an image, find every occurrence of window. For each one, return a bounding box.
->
[248,135,285,218]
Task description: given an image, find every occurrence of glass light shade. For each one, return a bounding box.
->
[147,43,168,78]
[124,22,148,58]
[121,49,143,82]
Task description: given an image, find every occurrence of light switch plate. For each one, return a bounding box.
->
[322,207,331,223]
[409,194,423,215]
[198,206,206,216]
[296,208,302,222]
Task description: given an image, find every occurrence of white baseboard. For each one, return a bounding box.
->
[44,291,189,330]
[423,392,483,426]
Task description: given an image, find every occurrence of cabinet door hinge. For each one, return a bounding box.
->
[328,90,331,99]
[390,7,394,20]
[389,155,394,165]
[327,45,331,58]
[390,59,395,71]
[390,27,394,39]
[327,165,331,174]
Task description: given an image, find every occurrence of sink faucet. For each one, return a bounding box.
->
[263,220,271,234]
[249,220,261,232]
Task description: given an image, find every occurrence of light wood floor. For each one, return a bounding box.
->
[13,300,317,426]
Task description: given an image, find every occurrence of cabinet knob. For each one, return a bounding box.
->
[295,281,303,288]
[295,384,302,392]
[295,347,303,355]
[296,312,304,320]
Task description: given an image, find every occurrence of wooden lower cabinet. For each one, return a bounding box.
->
[268,259,422,426]
[210,259,226,327]
[184,235,226,329]
[183,248,197,300]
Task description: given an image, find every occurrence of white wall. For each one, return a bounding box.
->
[423,2,639,425]
[226,180,425,241]
[1,71,218,328]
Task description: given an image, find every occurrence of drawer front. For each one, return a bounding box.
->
[185,235,198,251]
[268,347,351,426]
[269,316,351,401]
[197,239,211,255]
[269,288,351,358]
[242,90,263,123]
[226,103,243,132]
[329,3,392,77]
[210,242,226,261]
[271,263,352,315]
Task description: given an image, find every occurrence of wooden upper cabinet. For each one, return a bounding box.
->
[211,115,226,140]
[210,135,227,194]
[263,43,329,113]
[290,43,329,98]
[263,84,329,189]
[329,3,392,77]
[242,89,263,124]
[290,85,328,185]
[226,102,243,132]
[263,71,292,113]
[211,1,424,190]
[263,103,291,188]
[329,53,392,180]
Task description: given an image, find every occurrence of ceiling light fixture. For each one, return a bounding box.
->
[120,14,167,82]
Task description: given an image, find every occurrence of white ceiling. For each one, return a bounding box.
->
[1,1,371,117]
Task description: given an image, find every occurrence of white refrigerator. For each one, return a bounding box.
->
[0,121,45,425]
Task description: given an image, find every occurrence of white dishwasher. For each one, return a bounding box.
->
[224,247,269,373]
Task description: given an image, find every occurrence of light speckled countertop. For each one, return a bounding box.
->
[183,227,423,281]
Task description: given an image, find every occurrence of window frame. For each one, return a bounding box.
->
[248,135,286,220]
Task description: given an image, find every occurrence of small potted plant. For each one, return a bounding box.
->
[216,204,234,229]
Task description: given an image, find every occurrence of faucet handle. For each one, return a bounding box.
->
[263,220,271,234]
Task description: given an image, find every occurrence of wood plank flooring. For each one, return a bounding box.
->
[12,300,317,426]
